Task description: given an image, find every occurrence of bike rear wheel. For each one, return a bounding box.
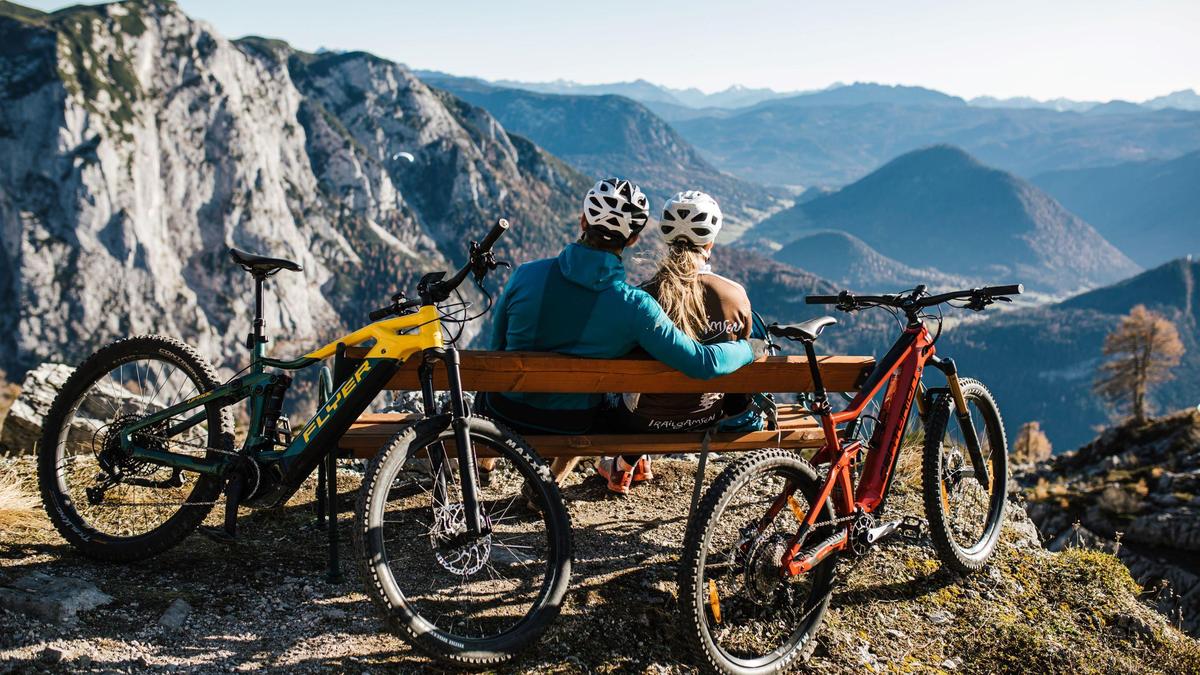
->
[37,336,231,561]
[355,416,572,667]
[679,449,837,675]
[921,378,1008,573]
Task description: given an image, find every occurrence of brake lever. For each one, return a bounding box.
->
[470,249,510,281]
[965,295,993,311]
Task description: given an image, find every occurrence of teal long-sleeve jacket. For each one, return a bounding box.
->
[485,242,755,432]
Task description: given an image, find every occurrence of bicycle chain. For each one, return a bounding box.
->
[88,429,249,509]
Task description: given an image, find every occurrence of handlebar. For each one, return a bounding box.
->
[477,217,510,253]
[806,283,1023,314]
[437,218,510,297]
[369,218,511,321]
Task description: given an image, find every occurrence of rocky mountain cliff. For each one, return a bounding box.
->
[1020,410,1200,636]
[744,145,1140,293]
[421,73,788,240]
[0,0,587,378]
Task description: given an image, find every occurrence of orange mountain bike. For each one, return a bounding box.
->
[678,283,1022,675]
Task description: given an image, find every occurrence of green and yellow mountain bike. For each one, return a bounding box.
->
[36,220,572,667]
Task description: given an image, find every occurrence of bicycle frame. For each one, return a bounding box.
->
[118,305,447,509]
[774,320,988,577]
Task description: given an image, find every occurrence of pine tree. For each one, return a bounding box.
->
[1093,305,1185,424]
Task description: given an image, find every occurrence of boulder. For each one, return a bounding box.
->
[0,363,72,454]
[0,572,112,623]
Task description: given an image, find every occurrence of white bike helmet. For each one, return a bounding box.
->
[583,178,650,244]
[659,190,723,246]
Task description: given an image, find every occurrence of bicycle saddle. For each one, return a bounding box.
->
[228,247,303,275]
[768,316,837,343]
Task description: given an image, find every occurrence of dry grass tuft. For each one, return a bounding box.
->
[0,468,42,529]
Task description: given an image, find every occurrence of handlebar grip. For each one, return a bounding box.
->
[806,295,841,304]
[369,306,394,321]
[478,218,510,252]
[982,283,1023,296]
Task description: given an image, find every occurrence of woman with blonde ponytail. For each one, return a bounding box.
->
[597,191,765,495]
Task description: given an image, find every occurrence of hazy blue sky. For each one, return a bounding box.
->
[23,0,1200,101]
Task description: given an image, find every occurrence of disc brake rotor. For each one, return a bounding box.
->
[430,502,492,576]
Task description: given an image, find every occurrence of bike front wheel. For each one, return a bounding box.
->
[679,448,838,675]
[355,416,572,667]
[921,377,1009,573]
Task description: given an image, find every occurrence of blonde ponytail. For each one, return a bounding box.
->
[650,241,709,339]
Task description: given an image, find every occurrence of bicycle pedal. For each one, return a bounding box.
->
[898,516,925,541]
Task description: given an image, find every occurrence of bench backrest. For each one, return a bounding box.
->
[343,348,874,393]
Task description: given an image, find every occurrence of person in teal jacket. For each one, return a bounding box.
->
[477,177,762,482]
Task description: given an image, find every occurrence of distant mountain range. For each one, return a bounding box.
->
[743,146,1139,293]
[421,72,788,239]
[672,85,1200,186]
[408,75,1200,193]
[428,72,1200,116]
[940,258,1200,449]
[419,73,807,110]
[1033,151,1200,268]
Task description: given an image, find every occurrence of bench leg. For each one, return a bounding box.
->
[687,447,710,525]
[325,449,344,584]
[315,459,327,526]
[550,456,581,483]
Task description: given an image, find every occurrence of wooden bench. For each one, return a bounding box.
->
[339,350,875,458]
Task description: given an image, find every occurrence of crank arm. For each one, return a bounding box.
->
[864,518,903,546]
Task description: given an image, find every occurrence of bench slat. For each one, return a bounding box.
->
[344,350,873,394]
[341,405,826,458]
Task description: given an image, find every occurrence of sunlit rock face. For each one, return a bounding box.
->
[0,1,584,376]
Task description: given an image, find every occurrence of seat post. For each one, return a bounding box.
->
[249,273,268,370]
[802,340,829,407]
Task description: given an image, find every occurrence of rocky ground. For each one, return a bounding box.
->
[1021,409,1200,636]
[2,451,1198,674]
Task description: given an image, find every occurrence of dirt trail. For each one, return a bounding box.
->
[1,454,1197,673]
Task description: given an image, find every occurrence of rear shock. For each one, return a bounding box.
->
[260,374,293,447]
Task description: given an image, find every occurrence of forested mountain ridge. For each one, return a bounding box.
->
[1034,150,1200,268]
[743,145,1139,293]
[421,72,789,240]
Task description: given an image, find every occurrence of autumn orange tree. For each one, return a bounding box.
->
[1093,304,1185,424]
[1013,421,1053,464]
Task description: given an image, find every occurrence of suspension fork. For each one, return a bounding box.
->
[418,356,450,512]
[435,347,487,536]
[929,356,989,488]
